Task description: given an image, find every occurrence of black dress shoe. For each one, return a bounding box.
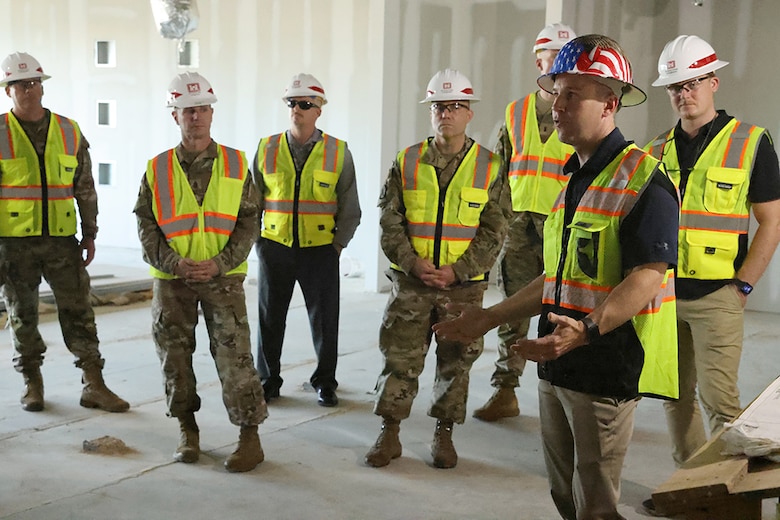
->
[317,387,338,407]
[263,382,280,401]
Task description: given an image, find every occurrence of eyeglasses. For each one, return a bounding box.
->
[665,76,711,95]
[285,99,319,110]
[8,79,41,91]
[430,102,469,114]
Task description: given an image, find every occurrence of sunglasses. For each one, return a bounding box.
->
[8,79,41,91]
[286,99,319,110]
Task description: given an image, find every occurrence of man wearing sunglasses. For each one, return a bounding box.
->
[365,69,506,469]
[0,52,129,414]
[473,23,576,423]
[253,73,361,408]
[642,35,780,515]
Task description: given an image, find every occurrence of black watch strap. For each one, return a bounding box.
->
[734,278,753,296]
[580,316,601,344]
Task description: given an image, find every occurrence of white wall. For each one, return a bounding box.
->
[2,0,779,307]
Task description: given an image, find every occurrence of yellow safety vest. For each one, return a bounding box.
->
[257,132,345,247]
[505,94,573,214]
[0,111,81,237]
[645,120,764,280]
[543,146,678,399]
[392,140,501,281]
[145,145,248,279]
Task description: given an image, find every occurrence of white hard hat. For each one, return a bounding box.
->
[420,68,480,103]
[0,52,51,87]
[283,73,327,105]
[533,23,576,53]
[167,72,217,108]
[537,34,647,107]
[652,35,729,87]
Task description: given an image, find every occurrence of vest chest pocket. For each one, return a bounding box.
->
[262,171,288,195]
[568,218,610,281]
[457,187,488,227]
[312,169,339,202]
[57,154,78,185]
[0,157,33,185]
[703,167,746,214]
[403,190,427,223]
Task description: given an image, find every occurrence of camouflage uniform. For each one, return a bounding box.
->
[490,122,550,388]
[375,137,507,424]
[134,141,267,426]
[0,110,104,373]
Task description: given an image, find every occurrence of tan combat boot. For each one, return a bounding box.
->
[224,425,264,473]
[21,368,44,412]
[174,412,200,463]
[431,420,457,469]
[80,366,130,412]
[365,417,402,468]
[472,387,519,422]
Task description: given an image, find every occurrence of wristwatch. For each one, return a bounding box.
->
[733,278,754,296]
[579,316,601,344]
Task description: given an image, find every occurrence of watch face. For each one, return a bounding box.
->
[740,283,753,295]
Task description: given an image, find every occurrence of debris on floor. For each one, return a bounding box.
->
[82,435,137,456]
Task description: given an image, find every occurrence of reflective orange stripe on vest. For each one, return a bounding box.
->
[151,146,245,239]
[402,142,494,242]
[262,133,339,216]
[0,113,78,200]
[507,96,568,184]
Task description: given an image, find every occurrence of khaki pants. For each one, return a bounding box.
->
[664,284,744,465]
[539,380,637,520]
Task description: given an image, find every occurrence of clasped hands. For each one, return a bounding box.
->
[411,258,456,289]
[174,258,219,282]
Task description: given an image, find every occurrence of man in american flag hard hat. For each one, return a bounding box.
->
[434,34,680,518]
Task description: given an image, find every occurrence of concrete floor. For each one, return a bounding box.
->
[1,247,779,520]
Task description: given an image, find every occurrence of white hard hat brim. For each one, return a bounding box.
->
[0,73,51,87]
[651,59,729,87]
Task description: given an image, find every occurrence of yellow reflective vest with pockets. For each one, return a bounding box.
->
[257,132,345,247]
[505,95,573,214]
[0,111,80,237]
[543,145,678,399]
[392,140,501,281]
[645,119,764,280]
[145,145,248,279]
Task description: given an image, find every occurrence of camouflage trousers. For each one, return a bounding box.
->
[0,236,103,372]
[152,276,267,427]
[373,270,486,424]
[493,211,546,388]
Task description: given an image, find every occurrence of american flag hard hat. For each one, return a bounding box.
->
[537,35,647,107]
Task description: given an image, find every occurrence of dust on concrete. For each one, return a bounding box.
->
[82,435,137,456]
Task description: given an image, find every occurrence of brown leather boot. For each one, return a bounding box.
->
[174,412,200,463]
[80,365,130,412]
[472,387,519,422]
[224,425,264,473]
[365,417,402,468]
[432,420,457,469]
[21,368,44,412]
